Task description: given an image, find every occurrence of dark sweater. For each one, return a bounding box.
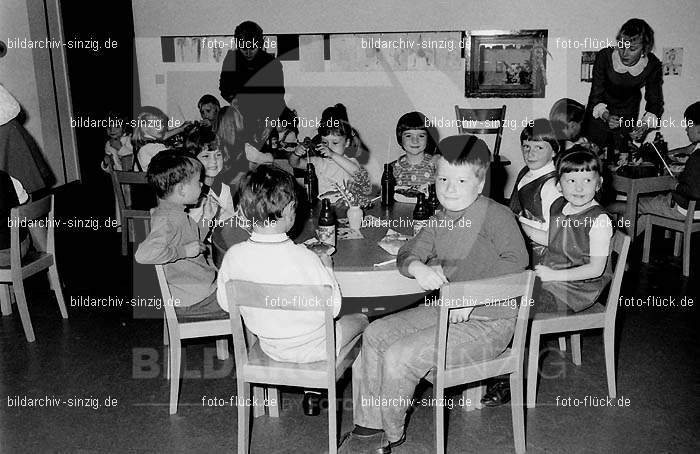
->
[588,47,664,120]
[671,146,700,209]
[397,195,528,318]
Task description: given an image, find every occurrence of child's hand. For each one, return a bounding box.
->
[535,264,557,281]
[202,196,220,222]
[606,114,621,130]
[316,143,332,158]
[408,262,448,290]
[183,241,205,258]
[449,307,473,324]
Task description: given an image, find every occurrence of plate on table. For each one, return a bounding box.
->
[394,186,427,204]
[303,238,336,256]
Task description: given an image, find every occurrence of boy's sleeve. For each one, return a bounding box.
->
[134,215,186,265]
[491,208,529,275]
[676,153,700,200]
[397,222,437,277]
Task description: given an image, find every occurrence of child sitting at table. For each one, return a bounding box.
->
[509,118,563,263]
[216,164,368,413]
[550,98,590,152]
[133,106,191,171]
[339,135,528,453]
[277,106,299,155]
[624,101,700,221]
[289,103,367,197]
[391,111,438,190]
[101,111,133,172]
[135,149,224,318]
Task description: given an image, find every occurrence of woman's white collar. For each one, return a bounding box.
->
[612,49,648,76]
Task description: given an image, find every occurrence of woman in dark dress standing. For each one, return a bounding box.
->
[585,18,664,148]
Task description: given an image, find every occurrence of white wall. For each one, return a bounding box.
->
[132,0,700,194]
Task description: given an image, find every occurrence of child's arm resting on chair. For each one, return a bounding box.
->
[135,216,203,265]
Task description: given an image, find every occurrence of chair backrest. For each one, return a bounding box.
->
[684,200,698,227]
[604,231,631,325]
[435,271,535,372]
[9,195,54,267]
[225,280,335,381]
[154,264,179,330]
[454,105,507,156]
[109,167,149,212]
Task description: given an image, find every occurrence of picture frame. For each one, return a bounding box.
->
[465,30,548,98]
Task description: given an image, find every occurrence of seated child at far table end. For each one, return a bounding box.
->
[135,149,223,318]
[391,111,438,191]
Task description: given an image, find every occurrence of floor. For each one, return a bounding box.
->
[1,181,698,453]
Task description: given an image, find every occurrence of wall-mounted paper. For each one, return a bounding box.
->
[300,35,324,72]
[663,47,683,76]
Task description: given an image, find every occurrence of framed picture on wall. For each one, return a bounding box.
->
[465,30,548,98]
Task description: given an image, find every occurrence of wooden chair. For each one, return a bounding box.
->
[427,271,535,454]
[109,167,153,255]
[454,104,508,159]
[642,200,699,276]
[155,264,231,414]
[527,231,631,408]
[226,279,363,454]
[0,195,68,342]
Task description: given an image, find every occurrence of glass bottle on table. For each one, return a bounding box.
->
[412,193,429,236]
[305,162,319,205]
[427,183,440,215]
[317,198,336,247]
[381,163,395,207]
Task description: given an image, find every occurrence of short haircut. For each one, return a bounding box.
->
[185,124,220,156]
[395,111,437,155]
[436,134,491,181]
[279,107,299,135]
[549,98,585,128]
[557,146,602,177]
[520,118,560,155]
[198,94,220,109]
[684,101,700,126]
[132,106,169,148]
[239,164,297,224]
[146,149,203,199]
[617,18,654,53]
[318,103,352,138]
[235,21,263,46]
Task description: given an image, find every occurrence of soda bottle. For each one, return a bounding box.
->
[305,162,319,205]
[381,163,395,207]
[317,198,336,247]
[412,193,429,236]
[427,184,440,215]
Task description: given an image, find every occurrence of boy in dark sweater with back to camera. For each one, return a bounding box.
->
[339,135,528,454]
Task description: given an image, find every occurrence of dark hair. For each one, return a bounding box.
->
[617,18,654,53]
[318,103,353,138]
[197,94,220,109]
[395,111,437,155]
[185,124,221,157]
[235,21,263,46]
[279,107,299,135]
[239,164,297,225]
[146,149,202,198]
[436,135,491,180]
[556,146,602,177]
[549,98,585,140]
[520,118,560,155]
[684,101,700,126]
[104,110,132,135]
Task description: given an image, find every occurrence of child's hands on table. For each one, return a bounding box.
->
[409,261,448,290]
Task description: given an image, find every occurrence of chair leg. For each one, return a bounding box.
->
[673,232,682,257]
[238,381,251,454]
[328,384,338,454]
[267,387,280,418]
[0,284,11,316]
[253,386,266,418]
[121,220,128,255]
[215,339,229,360]
[168,340,181,414]
[571,334,582,366]
[509,372,526,454]
[163,320,170,379]
[12,278,35,342]
[682,231,691,277]
[558,336,566,351]
[604,327,616,398]
[435,383,445,454]
[642,220,652,263]
[526,328,541,408]
[48,265,68,318]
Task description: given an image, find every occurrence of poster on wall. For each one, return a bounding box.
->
[662,47,683,76]
[330,32,462,72]
[163,35,278,63]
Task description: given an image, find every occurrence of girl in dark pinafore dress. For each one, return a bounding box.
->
[523,147,614,313]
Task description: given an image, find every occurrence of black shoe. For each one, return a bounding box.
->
[302,392,321,416]
[481,379,511,407]
[338,431,384,454]
[375,431,406,454]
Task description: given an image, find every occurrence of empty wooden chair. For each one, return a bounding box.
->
[0,195,68,342]
[226,279,363,454]
[427,271,535,454]
[527,231,631,408]
[642,200,699,276]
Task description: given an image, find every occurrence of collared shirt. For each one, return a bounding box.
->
[216,231,342,363]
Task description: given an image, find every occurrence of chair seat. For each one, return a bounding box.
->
[426,348,518,387]
[0,251,53,277]
[532,303,606,334]
[175,308,229,324]
[243,335,361,388]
